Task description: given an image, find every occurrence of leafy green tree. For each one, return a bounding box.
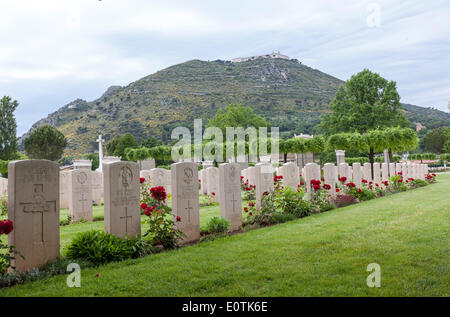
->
[86,153,100,170]
[320,69,408,135]
[423,126,450,153]
[0,96,19,161]
[106,133,138,159]
[24,125,67,161]
[321,69,410,167]
[207,104,268,133]
[141,137,162,148]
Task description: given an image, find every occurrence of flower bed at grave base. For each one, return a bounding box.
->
[0,172,439,289]
[241,172,438,228]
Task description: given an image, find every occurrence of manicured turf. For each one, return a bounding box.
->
[1,174,448,296]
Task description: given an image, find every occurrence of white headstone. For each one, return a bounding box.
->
[247,166,256,186]
[104,161,141,238]
[73,160,92,170]
[373,163,381,185]
[171,162,200,244]
[389,163,396,178]
[338,163,351,182]
[92,171,103,206]
[352,163,362,188]
[304,163,321,197]
[59,172,70,209]
[219,163,242,231]
[381,163,389,182]
[199,169,208,195]
[363,163,372,182]
[69,169,93,222]
[140,159,156,170]
[140,170,151,183]
[0,177,8,196]
[323,163,338,196]
[206,167,220,200]
[255,163,274,209]
[278,162,300,189]
[8,160,60,272]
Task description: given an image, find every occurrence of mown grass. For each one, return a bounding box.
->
[1,175,448,297]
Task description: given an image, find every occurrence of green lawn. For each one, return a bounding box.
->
[1,175,449,296]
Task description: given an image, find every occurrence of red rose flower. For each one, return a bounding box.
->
[248,202,255,207]
[150,186,167,202]
[249,212,253,216]
[0,219,14,235]
[176,216,181,222]
[140,202,147,210]
[211,192,216,196]
[244,207,248,212]
[140,177,146,184]
[339,176,347,183]
[336,188,340,192]
[357,188,362,193]
[300,181,304,185]
[313,184,321,191]
[323,184,331,190]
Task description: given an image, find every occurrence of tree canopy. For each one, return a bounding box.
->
[0,96,19,161]
[24,125,67,161]
[207,104,268,133]
[106,133,139,159]
[423,126,450,153]
[320,69,409,135]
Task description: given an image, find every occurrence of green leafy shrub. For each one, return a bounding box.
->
[65,230,151,265]
[205,216,230,234]
[347,157,370,164]
[275,186,312,218]
[140,184,184,249]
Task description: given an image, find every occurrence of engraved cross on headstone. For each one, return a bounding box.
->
[120,207,133,233]
[79,192,88,212]
[21,184,55,242]
[230,192,238,213]
[185,200,193,223]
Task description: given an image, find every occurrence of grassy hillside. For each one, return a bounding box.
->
[1,174,448,296]
[20,58,450,156]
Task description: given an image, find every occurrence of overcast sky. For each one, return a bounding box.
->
[1,0,449,135]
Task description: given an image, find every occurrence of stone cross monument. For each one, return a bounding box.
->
[96,134,105,173]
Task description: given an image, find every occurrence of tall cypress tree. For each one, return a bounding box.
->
[0,96,19,161]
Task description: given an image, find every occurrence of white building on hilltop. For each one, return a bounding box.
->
[232,51,290,63]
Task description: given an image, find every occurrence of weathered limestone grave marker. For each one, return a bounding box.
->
[219,163,242,231]
[59,171,70,209]
[8,160,60,272]
[171,162,200,243]
[69,169,93,222]
[324,163,338,196]
[104,161,141,238]
[255,163,274,209]
[206,167,220,201]
[278,162,300,189]
[92,170,103,206]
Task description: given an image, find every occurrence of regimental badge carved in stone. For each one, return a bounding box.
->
[120,166,133,188]
[77,171,88,184]
[183,167,194,185]
[230,165,237,179]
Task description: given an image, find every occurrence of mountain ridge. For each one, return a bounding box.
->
[21,58,450,156]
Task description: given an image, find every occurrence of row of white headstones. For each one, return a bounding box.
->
[4,159,428,272]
